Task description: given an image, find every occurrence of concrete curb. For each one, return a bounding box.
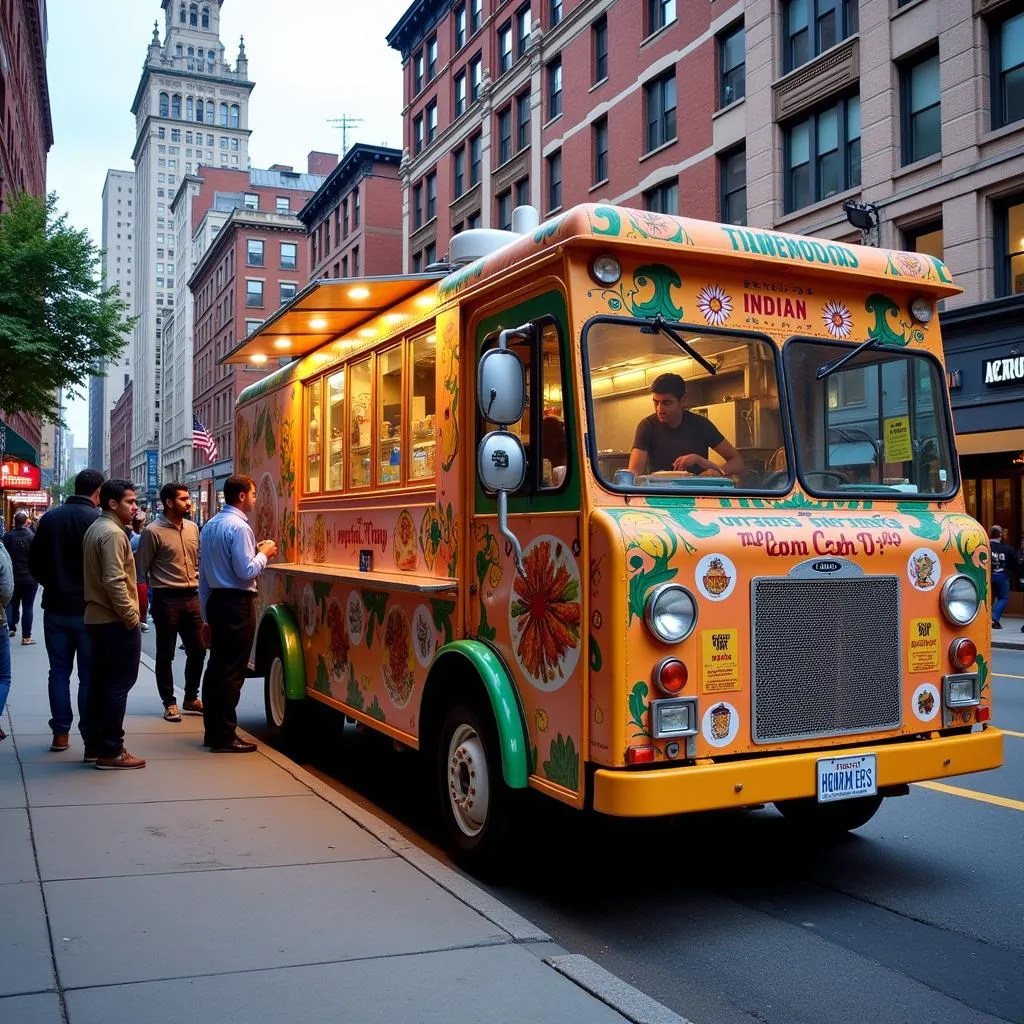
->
[149,653,689,1024]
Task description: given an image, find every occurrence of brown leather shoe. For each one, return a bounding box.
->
[209,737,256,753]
[50,734,70,752]
[182,698,204,715]
[95,750,146,770]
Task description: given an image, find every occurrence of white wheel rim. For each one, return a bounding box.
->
[446,722,490,838]
[268,657,286,728]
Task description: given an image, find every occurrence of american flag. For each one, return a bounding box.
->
[193,416,219,463]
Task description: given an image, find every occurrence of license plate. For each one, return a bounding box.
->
[816,754,877,803]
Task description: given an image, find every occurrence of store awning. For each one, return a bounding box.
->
[0,420,38,463]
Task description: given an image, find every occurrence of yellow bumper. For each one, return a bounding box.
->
[592,728,1004,817]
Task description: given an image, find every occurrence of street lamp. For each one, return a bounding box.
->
[843,200,879,245]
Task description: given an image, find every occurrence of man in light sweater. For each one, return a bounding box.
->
[82,479,144,769]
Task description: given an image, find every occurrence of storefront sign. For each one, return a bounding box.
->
[146,449,158,493]
[8,490,48,504]
[983,355,1024,386]
[0,460,41,490]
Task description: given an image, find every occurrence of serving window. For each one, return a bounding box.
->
[349,356,373,489]
[378,346,403,485]
[326,369,345,491]
[304,380,322,493]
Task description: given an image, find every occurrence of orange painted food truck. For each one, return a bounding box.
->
[226,203,1002,868]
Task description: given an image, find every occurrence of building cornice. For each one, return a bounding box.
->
[386,0,450,60]
[297,144,401,226]
[25,0,54,148]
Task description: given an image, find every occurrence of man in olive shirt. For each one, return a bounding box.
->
[627,372,745,477]
[135,482,205,722]
[82,479,144,769]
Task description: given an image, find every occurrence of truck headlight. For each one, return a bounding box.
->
[644,584,697,644]
[940,574,979,626]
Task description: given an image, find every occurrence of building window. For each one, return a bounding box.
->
[280,282,297,305]
[593,116,609,183]
[454,71,467,116]
[499,22,513,74]
[550,0,563,26]
[905,220,943,262]
[427,36,438,80]
[497,190,512,231]
[720,147,747,225]
[230,104,240,128]
[426,172,437,221]
[244,193,259,210]
[455,3,466,50]
[645,71,677,152]
[471,0,482,33]
[996,197,1024,295]
[646,0,676,35]
[498,106,513,164]
[471,55,483,102]
[593,16,608,83]
[246,280,264,307]
[643,178,679,214]
[413,251,423,273]
[517,6,531,57]
[220,102,229,127]
[547,58,563,120]
[991,11,1024,129]
[516,91,530,150]
[413,183,423,230]
[247,239,264,266]
[470,134,482,185]
[784,95,861,212]
[276,197,290,214]
[901,50,940,165]
[343,199,350,237]
[783,0,858,74]
[353,247,360,275]
[453,148,466,197]
[159,92,169,117]
[425,242,437,265]
[414,51,424,94]
[414,115,424,154]
[515,177,530,208]
[353,188,360,227]
[719,23,745,107]
[280,242,297,270]
[426,101,438,144]
[246,320,261,336]
[172,94,182,118]
[547,149,562,211]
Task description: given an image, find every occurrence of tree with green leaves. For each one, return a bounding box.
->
[0,191,135,425]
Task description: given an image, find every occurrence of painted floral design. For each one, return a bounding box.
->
[301,584,317,637]
[326,597,350,681]
[509,536,582,690]
[237,417,252,475]
[822,299,853,339]
[382,605,415,707]
[893,252,927,277]
[697,284,732,327]
[311,513,327,563]
[254,473,277,544]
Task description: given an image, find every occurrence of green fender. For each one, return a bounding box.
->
[262,604,306,701]
[434,640,530,789]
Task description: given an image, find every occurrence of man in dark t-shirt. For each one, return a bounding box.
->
[627,372,745,477]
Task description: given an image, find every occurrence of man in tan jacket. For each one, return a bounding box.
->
[82,479,145,769]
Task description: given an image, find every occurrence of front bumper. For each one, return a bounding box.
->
[592,728,1004,817]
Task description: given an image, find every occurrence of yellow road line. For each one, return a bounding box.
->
[915,780,1024,811]
[993,673,1024,680]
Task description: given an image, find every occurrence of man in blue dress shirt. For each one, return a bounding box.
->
[198,475,277,752]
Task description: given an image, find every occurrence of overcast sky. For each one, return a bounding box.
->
[46,0,412,447]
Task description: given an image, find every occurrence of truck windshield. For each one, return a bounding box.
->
[784,339,958,499]
[583,317,788,492]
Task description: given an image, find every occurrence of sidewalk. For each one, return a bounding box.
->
[0,633,688,1024]
[992,613,1024,650]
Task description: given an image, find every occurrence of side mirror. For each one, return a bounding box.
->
[477,348,526,425]
[477,430,527,493]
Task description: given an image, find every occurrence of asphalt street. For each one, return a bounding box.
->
[143,629,1024,1024]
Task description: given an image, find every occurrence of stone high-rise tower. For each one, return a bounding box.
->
[128,1,253,501]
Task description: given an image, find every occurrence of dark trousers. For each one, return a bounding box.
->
[992,573,1010,624]
[7,581,38,637]
[151,588,205,706]
[202,590,256,746]
[43,611,92,738]
[84,622,142,756]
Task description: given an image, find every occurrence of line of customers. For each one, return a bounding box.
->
[0,469,277,763]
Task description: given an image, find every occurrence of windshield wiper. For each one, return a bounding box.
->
[815,336,884,380]
[642,315,717,376]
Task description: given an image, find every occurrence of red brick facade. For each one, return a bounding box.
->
[109,381,133,482]
[298,143,403,282]
[189,210,311,472]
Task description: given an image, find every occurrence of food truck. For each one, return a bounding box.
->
[225,203,1003,868]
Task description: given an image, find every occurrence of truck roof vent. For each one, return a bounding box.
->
[448,205,541,267]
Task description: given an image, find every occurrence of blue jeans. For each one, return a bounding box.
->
[43,610,93,738]
[6,582,38,637]
[992,573,1010,625]
[0,626,10,718]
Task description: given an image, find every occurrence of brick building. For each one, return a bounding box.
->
[298,143,403,281]
[187,206,311,513]
[0,0,53,467]
[109,381,134,484]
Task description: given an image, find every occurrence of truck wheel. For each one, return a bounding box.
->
[774,794,883,835]
[263,637,305,750]
[436,701,510,872]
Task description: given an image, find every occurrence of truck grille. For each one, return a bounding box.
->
[751,576,902,744]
